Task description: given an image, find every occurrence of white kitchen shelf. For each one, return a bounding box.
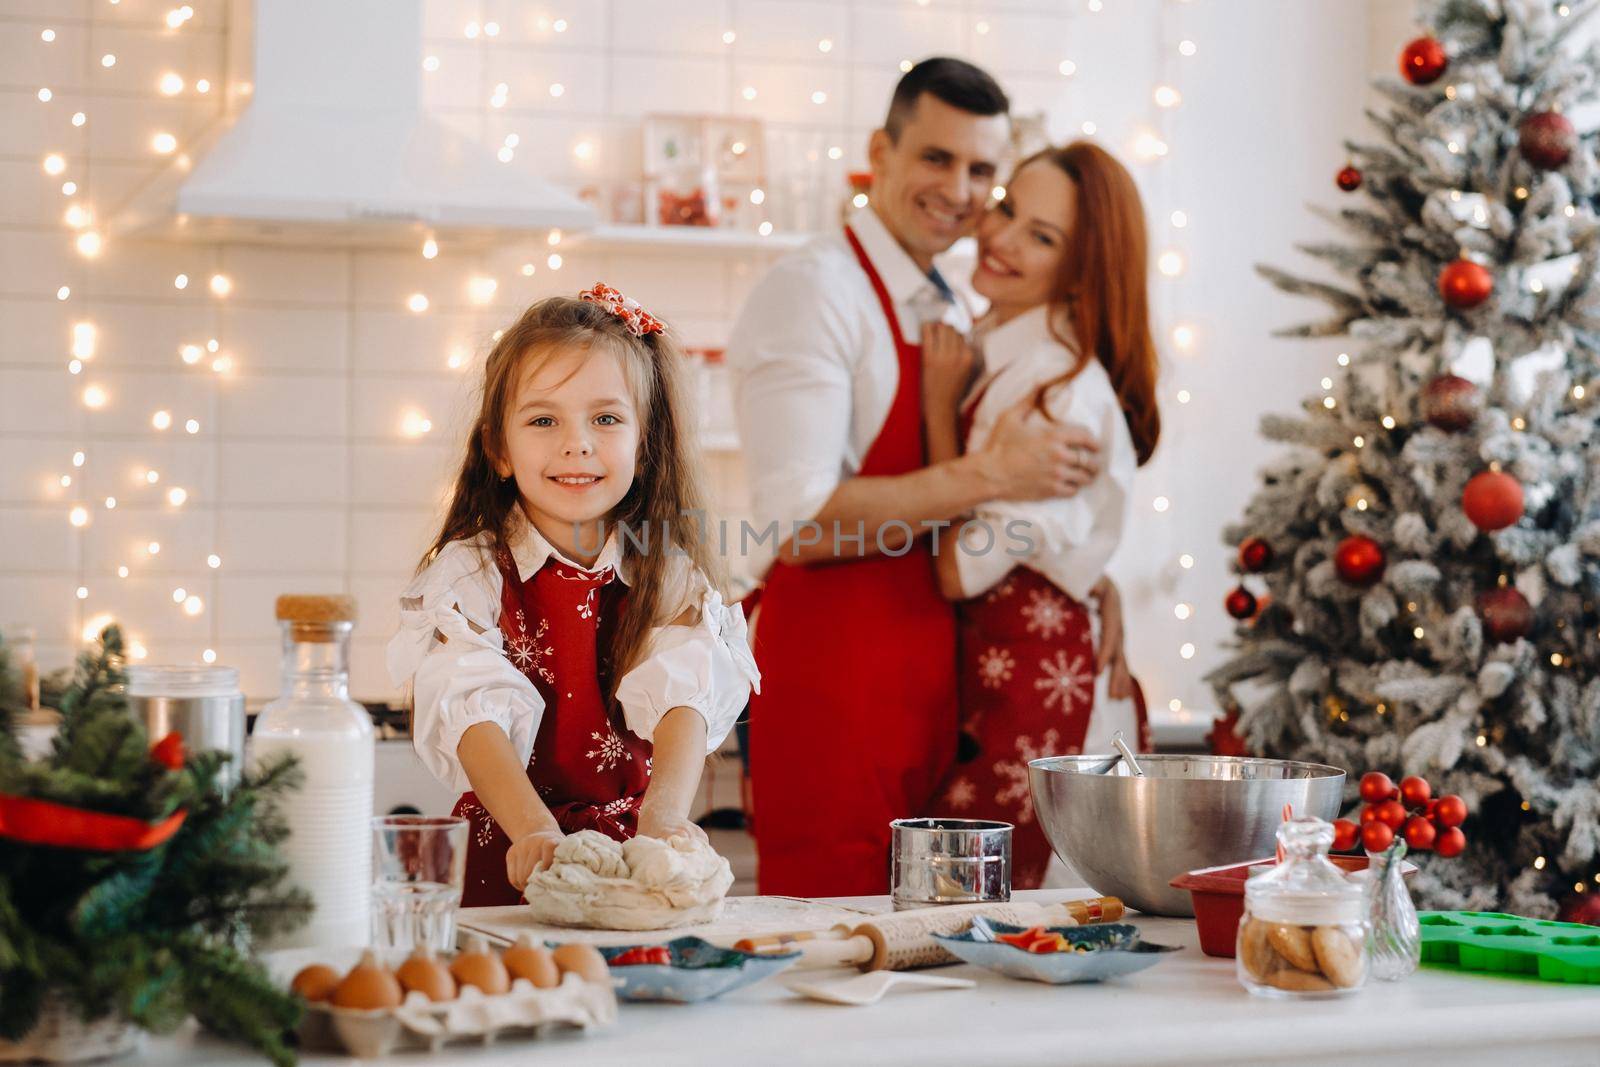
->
[569,224,813,253]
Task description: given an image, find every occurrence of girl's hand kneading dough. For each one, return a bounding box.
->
[637,805,708,844]
[507,829,565,891]
[635,705,710,845]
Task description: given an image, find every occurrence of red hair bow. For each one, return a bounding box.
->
[579,282,666,337]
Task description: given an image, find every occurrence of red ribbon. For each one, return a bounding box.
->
[0,793,187,852]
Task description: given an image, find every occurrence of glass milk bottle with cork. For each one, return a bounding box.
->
[250,595,374,949]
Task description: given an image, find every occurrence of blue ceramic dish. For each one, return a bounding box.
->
[584,937,801,1003]
[931,916,1180,985]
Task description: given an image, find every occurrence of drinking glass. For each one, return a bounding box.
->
[370,815,468,951]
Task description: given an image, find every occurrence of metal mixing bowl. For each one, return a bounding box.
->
[1028,755,1345,917]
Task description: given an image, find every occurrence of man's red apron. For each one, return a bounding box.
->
[453,549,652,907]
[748,226,958,897]
[928,382,1150,888]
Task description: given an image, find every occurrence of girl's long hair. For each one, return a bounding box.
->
[421,295,724,700]
[1022,141,1161,465]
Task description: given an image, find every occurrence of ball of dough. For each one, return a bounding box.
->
[523,830,734,930]
[550,830,630,880]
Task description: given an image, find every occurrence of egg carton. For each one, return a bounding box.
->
[298,972,618,1058]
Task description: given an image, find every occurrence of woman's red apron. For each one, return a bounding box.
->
[928,383,1151,889]
[748,226,958,897]
[453,549,652,906]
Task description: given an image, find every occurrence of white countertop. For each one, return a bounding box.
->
[140,889,1600,1066]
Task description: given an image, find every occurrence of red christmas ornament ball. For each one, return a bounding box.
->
[1438,258,1494,309]
[1336,165,1363,192]
[151,731,186,771]
[1476,586,1533,643]
[1421,374,1482,432]
[1225,586,1258,620]
[1334,535,1386,586]
[1434,826,1467,858]
[1360,804,1382,826]
[1400,775,1433,808]
[1434,794,1468,828]
[1361,820,1396,853]
[1375,799,1408,831]
[1238,536,1273,573]
[1360,771,1398,804]
[1332,818,1360,852]
[1519,111,1577,171]
[1462,470,1524,531]
[1404,815,1437,851]
[1400,36,1449,85]
[1557,889,1600,928]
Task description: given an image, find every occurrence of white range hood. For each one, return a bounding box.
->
[111,0,595,248]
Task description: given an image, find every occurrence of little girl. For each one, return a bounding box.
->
[388,285,760,906]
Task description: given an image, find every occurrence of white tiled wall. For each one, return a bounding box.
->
[2,0,1374,717]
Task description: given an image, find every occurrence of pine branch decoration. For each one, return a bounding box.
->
[0,627,310,1064]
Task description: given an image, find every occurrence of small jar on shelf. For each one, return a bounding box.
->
[1236,817,1371,998]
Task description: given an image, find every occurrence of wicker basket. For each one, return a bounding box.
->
[0,997,143,1064]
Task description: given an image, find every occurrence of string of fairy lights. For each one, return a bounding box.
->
[38,3,217,663]
[1144,1,1200,725]
[33,0,1200,679]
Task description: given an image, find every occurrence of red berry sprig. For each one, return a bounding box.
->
[1331,771,1468,858]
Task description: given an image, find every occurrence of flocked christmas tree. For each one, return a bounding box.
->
[1208,0,1600,920]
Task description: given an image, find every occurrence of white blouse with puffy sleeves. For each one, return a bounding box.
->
[952,304,1137,603]
[386,521,760,795]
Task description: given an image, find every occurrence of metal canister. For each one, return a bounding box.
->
[124,666,245,785]
[889,817,1013,911]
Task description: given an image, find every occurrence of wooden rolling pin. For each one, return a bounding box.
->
[734,896,1124,972]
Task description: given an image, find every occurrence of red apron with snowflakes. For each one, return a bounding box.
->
[748,225,959,897]
[453,548,652,906]
[928,387,1151,889]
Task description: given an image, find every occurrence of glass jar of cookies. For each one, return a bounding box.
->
[1237,817,1370,998]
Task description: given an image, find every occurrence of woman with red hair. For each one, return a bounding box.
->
[923,141,1162,888]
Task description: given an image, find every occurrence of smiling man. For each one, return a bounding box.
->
[728,58,1103,896]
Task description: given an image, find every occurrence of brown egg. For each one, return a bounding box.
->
[502,934,560,989]
[449,936,510,995]
[330,951,403,1010]
[551,942,610,985]
[395,947,457,1002]
[289,963,340,1003]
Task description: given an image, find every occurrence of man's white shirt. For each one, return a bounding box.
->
[727,206,972,580]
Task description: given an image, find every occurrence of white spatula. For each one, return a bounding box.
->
[785,970,976,1006]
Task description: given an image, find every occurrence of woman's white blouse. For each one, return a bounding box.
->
[954,304,1136,602]
[386,528,760,795]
